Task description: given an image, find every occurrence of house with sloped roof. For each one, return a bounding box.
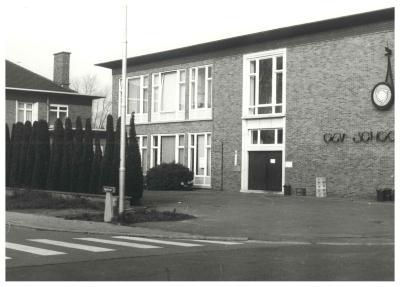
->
[6,52,103,128]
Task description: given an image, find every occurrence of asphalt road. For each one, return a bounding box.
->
[6,226,394,281]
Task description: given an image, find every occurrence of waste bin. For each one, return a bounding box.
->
[376,188,393,202]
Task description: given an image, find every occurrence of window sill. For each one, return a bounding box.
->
[242,114,285,120]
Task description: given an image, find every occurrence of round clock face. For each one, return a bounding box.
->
[371,82,394,110]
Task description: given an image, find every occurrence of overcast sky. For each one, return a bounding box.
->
[4,0,396,93]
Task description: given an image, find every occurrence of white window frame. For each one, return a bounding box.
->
[188,132,211,187]
[49,104,69,127]
[136,135,148,173]
[249,128,283,145]
[119,75,149,124]
[189,65,212,120]
[243,48,286,118]
[16,101,37,123]
[150,133,185,167]
[151,70,186,122]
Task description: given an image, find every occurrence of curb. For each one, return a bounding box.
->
[6,221,249,242]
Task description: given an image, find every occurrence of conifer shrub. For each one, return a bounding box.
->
[47,118,64,190]
[88,134,103,194]
[70,117,83,192]
[100,115,114,188]
[59,118,74,192]
[31,120,50,189]
[126,113,144,204]
[6,124,11,186]
[9,122,24,187]
[18,121,32,186]
[24,121,38,187]
[77,118,94,193]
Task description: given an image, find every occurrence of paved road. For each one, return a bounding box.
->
[6,226,394,281]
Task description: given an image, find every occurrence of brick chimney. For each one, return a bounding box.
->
[53,52,71,88]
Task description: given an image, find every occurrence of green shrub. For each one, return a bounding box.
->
[146,163,193,190]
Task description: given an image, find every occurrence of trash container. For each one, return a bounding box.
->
[283,185,291,196]
[376,188,393,202]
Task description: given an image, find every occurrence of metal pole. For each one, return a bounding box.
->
[119,4,127,216]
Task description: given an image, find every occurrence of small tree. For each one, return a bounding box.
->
[17,121,32,186]
[9,122,24,187]
[31,120,50,189]
[24,121,38,187]
[111,117,121,190]
[100,115,114,188]
[70,117,83,192]
[6,124,11,186]
[89,134,103,194]
[77,118,94,193]
[59,118,74,192]
[126,113,144,205]
[47,118,64,190]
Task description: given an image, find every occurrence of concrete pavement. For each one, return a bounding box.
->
[6,190,394,243]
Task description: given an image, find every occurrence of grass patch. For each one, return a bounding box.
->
[6,190,103,210]
[63,209,195,224]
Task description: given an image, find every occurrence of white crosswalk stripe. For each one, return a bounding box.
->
[191,239,244,245]
[75,238,161,249]
[28,239,115,252]
[6,242,66,256]
[113,236,203,247]
[6,257,11,260]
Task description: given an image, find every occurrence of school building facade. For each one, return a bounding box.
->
[97,8,394,198]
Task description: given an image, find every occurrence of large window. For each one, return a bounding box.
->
[49,104,68,126]
[151,134,185,167]
[152,70,185,122]
[189,65,212,119]
[136,135,148,173]
[189,133,211,186]
[16,102,35,123]
[244,49,285,116]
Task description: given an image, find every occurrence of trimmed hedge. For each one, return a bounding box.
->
[146,163,193,190]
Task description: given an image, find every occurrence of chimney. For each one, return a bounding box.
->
[53,52,71,88]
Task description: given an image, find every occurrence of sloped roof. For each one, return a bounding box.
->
[5,60,103,98]
[6,60,76,93]
[96,7,394,70]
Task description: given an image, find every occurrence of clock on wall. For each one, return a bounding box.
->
[371,46,394,110]
[371,82,394,110]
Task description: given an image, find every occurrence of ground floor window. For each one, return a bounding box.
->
[136,135,148,173]
[49,104,68,126]
[189,132,211,186]
[16,102,36,123]
[151,134,185,167]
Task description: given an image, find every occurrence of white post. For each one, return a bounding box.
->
[119,4,128,216]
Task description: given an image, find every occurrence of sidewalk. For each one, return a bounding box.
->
[6,190,394,242]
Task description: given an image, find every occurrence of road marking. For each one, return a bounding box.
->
[75,238,161,249]
[113,236,203,247]
[28,239,115,252]
[316,242,394,246]
[6,257,11,260]
[253,241,312,245]
[6,242,66,256]
[190,239,244,245]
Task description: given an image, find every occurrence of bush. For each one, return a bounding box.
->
[146,163,193,190]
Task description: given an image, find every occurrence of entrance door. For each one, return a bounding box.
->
[248,151,282,191]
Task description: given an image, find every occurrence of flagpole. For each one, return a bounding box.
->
[119,4,127,217]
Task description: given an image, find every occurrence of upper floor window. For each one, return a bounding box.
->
[127,75,149,115]
[244,49,286,116]
[189,65,212,120]
[152,70,185,119]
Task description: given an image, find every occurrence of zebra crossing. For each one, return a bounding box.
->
[6,236,244,260]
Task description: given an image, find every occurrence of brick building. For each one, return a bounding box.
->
[97,8,394,198]
[6,52,103,128]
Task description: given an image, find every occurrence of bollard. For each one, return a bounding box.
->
[103,186,116,222]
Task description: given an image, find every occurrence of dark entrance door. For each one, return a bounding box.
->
[248,151,282,191]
